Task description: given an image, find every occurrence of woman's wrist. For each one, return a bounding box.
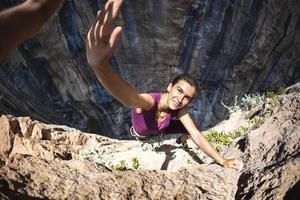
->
[217,157,226,166]
[91,62,110,71]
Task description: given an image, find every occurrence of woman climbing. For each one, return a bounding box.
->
[86,0,241,170]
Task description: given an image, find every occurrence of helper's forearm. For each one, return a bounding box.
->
[93,64,140,107]
[190,131,225,165]
[0,0,61,60]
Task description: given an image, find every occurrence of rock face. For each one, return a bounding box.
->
[0,115,239,200]
[0,83,299,199]
[0,0,300,137]
[230,83,300,199]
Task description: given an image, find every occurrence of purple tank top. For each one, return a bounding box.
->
[131,93,177,136]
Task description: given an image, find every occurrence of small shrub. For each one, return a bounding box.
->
[131,157,140,170]
[213,143,224,152]
[278,87,286,95]
[239,126,251,135]
[205,126,251,152]
[240,93,265,111]
[265,90,283,116]
[205,130,232,145]
[249,116,265,129]
[110,160,127,170]
[80,145,106,165]
[222,93,266,113]
[230,126,250,138]
[266,91,276,99]
[221,96,241,114]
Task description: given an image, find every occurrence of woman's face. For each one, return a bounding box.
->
[167,80,196,110]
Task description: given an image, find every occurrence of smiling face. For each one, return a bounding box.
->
[167,80,196,110]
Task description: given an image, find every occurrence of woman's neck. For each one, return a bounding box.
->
[158,93,169,112]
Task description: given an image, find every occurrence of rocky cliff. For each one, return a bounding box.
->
[0,0,299,137]
[0,83,299,199]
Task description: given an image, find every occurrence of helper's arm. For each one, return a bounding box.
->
[0,0,61,60]
[86,0,153,110]
[178,108,241,169]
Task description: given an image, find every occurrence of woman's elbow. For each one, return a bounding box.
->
[120,96,141,108]
[118,98,136,108]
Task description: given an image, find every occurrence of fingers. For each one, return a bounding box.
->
[229,159,243,170]
[101,0,123,42]
[231,162,240,170]
[90,0,123,44]
[100,2,114,43]
[86,0,123,64]
[104,0,123,19]
[223,158,243,170]
[97,10,101,17]
[109,26,122,50]
[111,0,123,21]
[87,25,95,48]
[94,15,102,45]
[235,160,244,171]
[87,9,101,47]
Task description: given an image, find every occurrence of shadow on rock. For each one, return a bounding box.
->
[155,144,204,170]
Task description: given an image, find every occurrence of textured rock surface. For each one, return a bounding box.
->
[0,0,300,137]
[228,83,300,199]
[0,115,239,200]
[0,83,299,199]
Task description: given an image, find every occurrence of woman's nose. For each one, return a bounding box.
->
[178,94,184,103]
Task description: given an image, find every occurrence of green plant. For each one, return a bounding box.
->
[205,126,251,152]
[131,157,140,170]
[239,126,251,135]
[205,130,232,146]
[249,116,264,129]
[228,126,250,139]
[80,144,106,165]
[221,96,241,114]
[278,87,287,95]
[212,143,224,152]
[264,90,284,116]
[222,93,266,113]
[266,91,276,99]
[240,93,265,111]
[110,160,127,170]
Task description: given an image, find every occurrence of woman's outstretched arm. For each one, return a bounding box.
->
[178,109,242,169]
[0,0,61,60]
[86,0,153,110]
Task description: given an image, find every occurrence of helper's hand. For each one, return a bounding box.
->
[222,159,243,171]
[86,0,123,69]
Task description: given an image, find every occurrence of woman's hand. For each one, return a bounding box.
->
[86,0,123,69]
[222,159,243,170]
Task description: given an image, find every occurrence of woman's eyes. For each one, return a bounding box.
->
[184,97,191,102]
[177,88,192,101]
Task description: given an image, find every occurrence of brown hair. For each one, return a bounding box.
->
[171,73,197,90]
